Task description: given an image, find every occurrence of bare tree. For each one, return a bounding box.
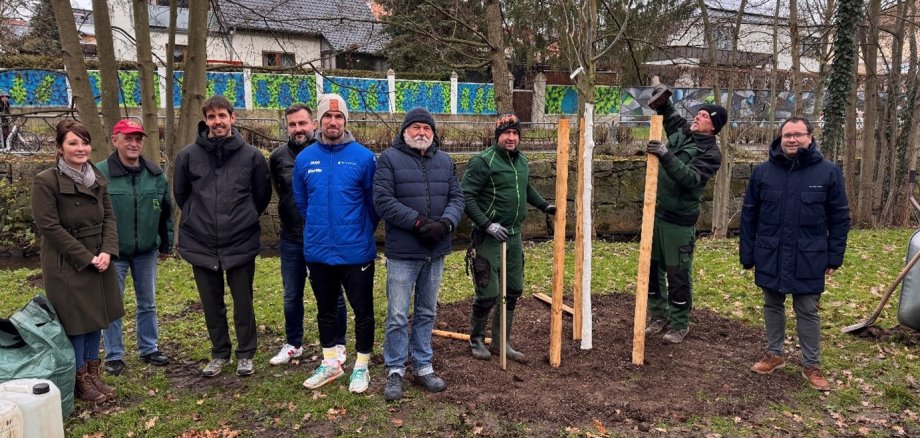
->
[174,0,209,152]
[131,0,162,164]
[164,0,179,175]
[856,0,882,227]
[790,0,802,114]
[51,0,107,162]
[92,0,122,135]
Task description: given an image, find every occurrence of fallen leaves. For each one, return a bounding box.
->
[144,416,158,430]
[176,426,240,438]
[325,406,347,420]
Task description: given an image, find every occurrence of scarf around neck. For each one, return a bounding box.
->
[57,157,96,188]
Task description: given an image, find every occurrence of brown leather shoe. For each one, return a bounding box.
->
[751,354,785,374]
[802,366,831,391]
[75,364,107,403]
[86,359,116,398]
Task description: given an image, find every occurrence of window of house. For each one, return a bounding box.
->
[263,51,295,67]
[155,0,190,7]
[715,26,734,51]
[170,44,188,63]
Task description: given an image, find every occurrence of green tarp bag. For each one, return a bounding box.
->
[0,295,75,417]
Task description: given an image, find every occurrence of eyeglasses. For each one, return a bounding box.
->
[781,132,811,140]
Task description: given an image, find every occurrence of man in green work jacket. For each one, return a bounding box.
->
[644,90,725,344]
[461,114,555,362]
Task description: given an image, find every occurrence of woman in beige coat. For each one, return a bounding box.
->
[31,120,124,404]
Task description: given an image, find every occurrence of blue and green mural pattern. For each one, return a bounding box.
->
[323,76,389,113]
[545,85,620,115]
[394,80,449,113]
[88,70,161,107]
[251,73,317,109]
[457,83,496,115]
[170,72,245,109]
[0,70,69,106]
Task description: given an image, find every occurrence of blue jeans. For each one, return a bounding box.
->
[70,331,101,370]
[280,237,347,347]
[103,249,160,360]
[383,257,443,376]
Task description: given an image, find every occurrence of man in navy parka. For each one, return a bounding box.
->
[740,116,850,392]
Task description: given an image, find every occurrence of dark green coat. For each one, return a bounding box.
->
[31,165,124,336]
[655,104,723,226]
[96,153,174,259]
[461,144,549,235]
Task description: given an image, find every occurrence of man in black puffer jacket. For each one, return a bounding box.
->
[374,108,464,401]
[173,95,272,378]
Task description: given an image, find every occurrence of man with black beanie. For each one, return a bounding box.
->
[374,107,464,400]
[643,89,725,344]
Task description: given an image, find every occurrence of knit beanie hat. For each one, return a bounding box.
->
[494,113,522,140]
[698,104,728,134]
[316,93,349,124]
[401,107,436,136]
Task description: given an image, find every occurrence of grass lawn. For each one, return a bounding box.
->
[1,228,919,436]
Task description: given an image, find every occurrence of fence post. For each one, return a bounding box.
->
[157,66,167,109]
[450,71,458,115]
[387,68,397,113]
[315,71,324,99]
[243,68,253,111]
[532,72,546,123]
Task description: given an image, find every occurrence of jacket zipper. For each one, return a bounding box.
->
[421,151,431,260]
[132,172,138,256]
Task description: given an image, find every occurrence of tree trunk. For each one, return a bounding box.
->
[821,0,862,162]
[789,0,802,114]
[810,0,835,120]
[880,0,906,224]
[895,1,919,226]
[52,0,108,163]
[175,0,209,150]
[857,0,881,227]
[91,0,122,137]
[132,0,161,164]
[484,0,512,114]
[843,58,859,202]
[165,0,178,180]
[711,0,747,238]
[769,0,781,128]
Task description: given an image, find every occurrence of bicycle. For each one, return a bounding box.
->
[1,117,43,155]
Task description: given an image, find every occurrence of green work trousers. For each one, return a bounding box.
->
[648,218,695,330]
[472,232,524,303]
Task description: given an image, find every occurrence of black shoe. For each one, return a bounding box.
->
[384,372,403,401]
[104,359,125,376]
[140,351,170,366]
[414,372,446,393]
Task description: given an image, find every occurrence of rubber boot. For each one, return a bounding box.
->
[490,308,525,363]
[86,359,116,398]
[469,303,492,360]
[75,364,106,404]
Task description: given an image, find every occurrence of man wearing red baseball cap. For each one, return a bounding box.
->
[97,118,174,376]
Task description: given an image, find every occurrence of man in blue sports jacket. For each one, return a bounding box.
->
[293,93,379,394]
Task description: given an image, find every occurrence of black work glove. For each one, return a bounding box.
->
[544,204,556,215]
[419,219,449,246]
[484,222,509,242]
[645,140,674,164]
[414,215,433,233]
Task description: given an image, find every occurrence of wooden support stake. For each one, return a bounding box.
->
[632,115,663,366]
[432,330,491,345]
[500,241,508,371]
[550,118,570,368]
[534,293,574,316]
[573,118,585,340]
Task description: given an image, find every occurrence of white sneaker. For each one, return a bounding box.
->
[336,344,347,365]
[348,367,370,393]
[303,362,343,389]
[269,344,303,365]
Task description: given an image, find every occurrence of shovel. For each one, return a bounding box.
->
[842,249,920,334]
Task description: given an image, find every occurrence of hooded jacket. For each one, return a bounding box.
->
[374,125,464,260]
[655,103,723,226]
[269,136,312,242]
[97,152,174,258]
[173,121,272,270]
[461,144,548,235]
[292,130,378,265]
[739,136,851,294]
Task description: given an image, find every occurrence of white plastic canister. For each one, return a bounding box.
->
[0,379,64,438]
[0,400,24,438]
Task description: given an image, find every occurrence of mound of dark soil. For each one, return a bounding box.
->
[428,293,802,433]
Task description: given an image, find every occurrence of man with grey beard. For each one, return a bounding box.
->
[374,107,464,401]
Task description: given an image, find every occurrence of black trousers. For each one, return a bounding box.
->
[192,260,257,360]
[307,262,375,354]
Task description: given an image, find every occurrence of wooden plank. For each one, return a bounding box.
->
[573,118,585,340]
[632,115,663,366]
[534,293,574,316]
[432,330,491,344]
[500,241,508,370]
[550,119,570,368]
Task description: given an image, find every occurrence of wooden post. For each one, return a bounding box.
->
[432,330,491,344]
[632,115,663,366]
[534,293,574,316]
[500,241,508,370]
[550,119,570,368]
[573,118,585,340]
